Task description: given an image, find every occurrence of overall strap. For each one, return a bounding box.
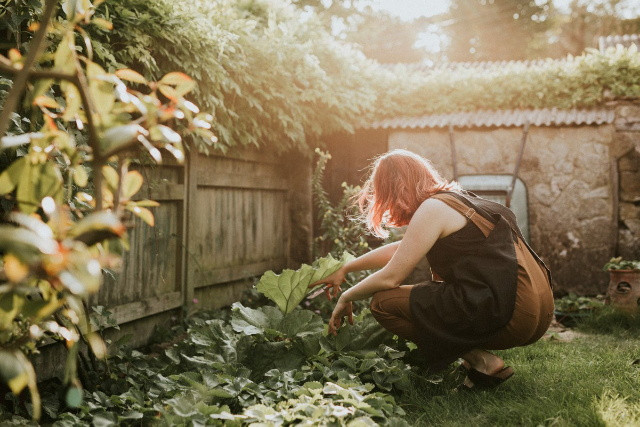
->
[431,193,494,237]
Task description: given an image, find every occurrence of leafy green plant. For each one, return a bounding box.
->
[603,257,640,271]
[0,0,216,419]
[554,294,605,314]
[255,252,354,314]
[312,149,371,259]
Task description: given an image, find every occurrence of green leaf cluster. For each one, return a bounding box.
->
[603,257,640,271]
[312,149,372,259]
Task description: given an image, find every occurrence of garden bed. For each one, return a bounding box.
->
[2,291,639,426]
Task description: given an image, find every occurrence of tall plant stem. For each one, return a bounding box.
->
[0,0,58,138]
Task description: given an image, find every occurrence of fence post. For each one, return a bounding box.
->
[182,148,198,315]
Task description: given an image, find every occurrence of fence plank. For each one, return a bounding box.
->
[110,291,182,325]
[194,259,288,288]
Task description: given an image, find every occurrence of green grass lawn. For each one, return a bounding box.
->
[401,313,640,426]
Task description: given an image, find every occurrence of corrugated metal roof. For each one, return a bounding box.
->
[599,34,640,51]
[367,108,615,130]
[401,57,573,73]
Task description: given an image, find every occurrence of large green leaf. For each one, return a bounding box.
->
[0,157,26,195]
[0,350,40,419]
[230,303,323,338]
[255,252,354,314]
[0,293,24,330]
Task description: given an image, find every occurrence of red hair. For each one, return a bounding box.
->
[357,149,460,238]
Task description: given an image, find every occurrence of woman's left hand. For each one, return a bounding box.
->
[328,298,354,336]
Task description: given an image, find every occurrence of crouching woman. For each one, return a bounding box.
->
[311,149,553,389]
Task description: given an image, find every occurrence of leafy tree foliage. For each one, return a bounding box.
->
[345,10,428,64]
[373,45,640,119]
[552,0,640,56]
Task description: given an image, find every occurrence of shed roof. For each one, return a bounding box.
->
[367,108,615,130]
[399,57,573,73]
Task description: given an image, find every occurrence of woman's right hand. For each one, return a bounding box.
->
[309,267,346,300]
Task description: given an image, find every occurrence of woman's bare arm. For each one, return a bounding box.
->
[338,198,450,302]
[308,241,400,298]
[343,241,401,273]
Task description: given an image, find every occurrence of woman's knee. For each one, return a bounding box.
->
[370,286,413,318]
[369,289,390,316]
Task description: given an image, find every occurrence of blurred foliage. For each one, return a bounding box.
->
[603,257,640,271]
[554,293,605,314]
[4,0,640,151]
[552,0,640,56]
[0,0,215,420]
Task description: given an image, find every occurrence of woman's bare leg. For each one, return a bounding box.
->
[461,349,505,375]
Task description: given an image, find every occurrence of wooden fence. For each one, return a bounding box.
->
[36,147,312,377]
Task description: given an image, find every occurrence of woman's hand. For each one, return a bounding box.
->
[328,297,353,336]
[308,267,346,300]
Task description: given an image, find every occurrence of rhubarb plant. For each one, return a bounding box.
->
[255,252,355,314]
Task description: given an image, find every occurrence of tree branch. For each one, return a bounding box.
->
[0,0,58,138]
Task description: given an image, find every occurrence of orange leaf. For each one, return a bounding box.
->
[4,254,29,283]
[91,17,113,31]
[115,68,147,85]
[33,95,61,109]
[8,49,21,62]
[128,206,154,226]
[160,72,193,86]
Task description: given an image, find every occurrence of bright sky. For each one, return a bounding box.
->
[369,0,451,21]
[370,0,639,21]
[366,0,602,53]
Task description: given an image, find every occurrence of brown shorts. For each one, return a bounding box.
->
[370,237,554,351]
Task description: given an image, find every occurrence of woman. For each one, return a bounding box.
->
[311,149,553,389]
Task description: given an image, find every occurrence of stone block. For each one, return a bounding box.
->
[620,202,640,221]
[620,171,640,200]
[615,104,640,120]
[619,152,639,171]
[615,104,640,131]
[619,229,640,260]
[623,218,640,235]
[583,186,610,199]
[611,131,638,158]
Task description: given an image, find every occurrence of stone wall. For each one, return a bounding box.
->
[388,124,617,294]
[614,102,640,261]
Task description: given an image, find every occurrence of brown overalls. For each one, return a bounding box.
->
[370,191,554,369]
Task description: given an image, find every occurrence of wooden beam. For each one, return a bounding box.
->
[197,173,288,191]
[199,147,280,165]
[37,292,182,347]
[194,258,288,288]
[147,183,185,201]
[110,291,182,325]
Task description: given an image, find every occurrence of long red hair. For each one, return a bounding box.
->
[358,149,460,238]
